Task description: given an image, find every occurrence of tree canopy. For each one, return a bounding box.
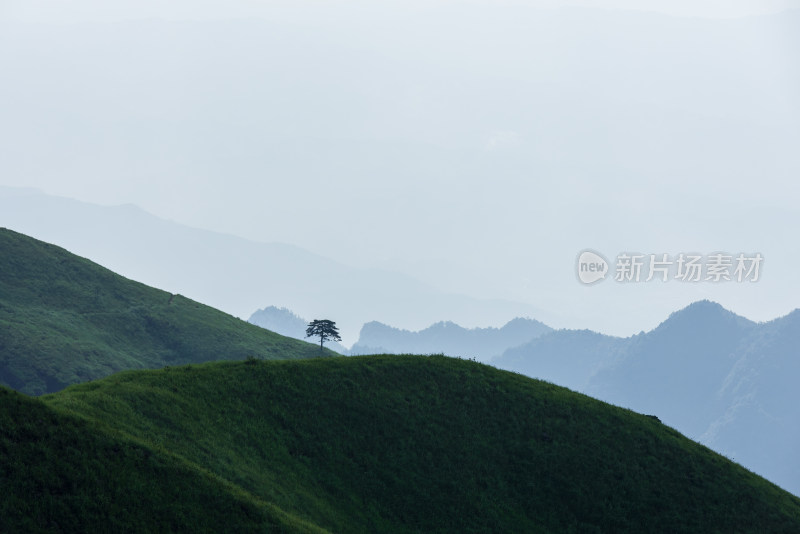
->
[305,319,341,353]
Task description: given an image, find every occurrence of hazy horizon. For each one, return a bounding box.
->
[2,0,798,338]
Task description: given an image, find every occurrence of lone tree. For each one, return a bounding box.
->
[305,319,341,353]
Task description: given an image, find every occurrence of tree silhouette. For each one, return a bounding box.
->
[305,319,341,353]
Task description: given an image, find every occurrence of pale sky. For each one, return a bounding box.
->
[1,0,798,336]
[2,0,800,23]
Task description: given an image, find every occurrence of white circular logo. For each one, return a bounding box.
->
[576,250,609,284]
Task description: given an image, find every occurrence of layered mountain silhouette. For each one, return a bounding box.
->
[493,300,800,496]
[350,317,552,360]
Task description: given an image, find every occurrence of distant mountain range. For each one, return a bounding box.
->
[350,317,552,360]
[249,306,552,360]
[493,300,800,496]
[0,186,540,344]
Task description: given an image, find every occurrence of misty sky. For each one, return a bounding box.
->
[1,0,799,336]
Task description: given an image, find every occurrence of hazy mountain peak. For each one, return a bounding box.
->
[675,299,727,314]
[656,300,755,333]
[359,320,399,335]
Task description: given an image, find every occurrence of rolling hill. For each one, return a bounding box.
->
[0,385,326,534]
[0,228,332,396]
[2,355,798,532]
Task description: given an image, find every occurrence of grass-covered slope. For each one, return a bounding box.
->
[0,228,334,395]
[0,386,327,533]
[42,355,800,533]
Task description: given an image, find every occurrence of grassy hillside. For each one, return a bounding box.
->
[33,355,800,533]
[0,228,334,395]
[0,385,327,533]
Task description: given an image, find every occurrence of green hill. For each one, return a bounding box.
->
[2,355,793,533]
[0,228,334,395]
[0,385,327,533]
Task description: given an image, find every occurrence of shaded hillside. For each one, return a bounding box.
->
[699,309,800,498]
[350,317,552,361]
[249,306,348,354]
[493,301,800,496]
[0,386,326,534]
[39,355,800,533]
[0,228,331,395]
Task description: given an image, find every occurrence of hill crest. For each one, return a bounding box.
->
[25,355,800,533]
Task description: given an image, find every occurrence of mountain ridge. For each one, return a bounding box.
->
[0,187,542,344]
[0,227,333,395]
[350,316,552,360]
